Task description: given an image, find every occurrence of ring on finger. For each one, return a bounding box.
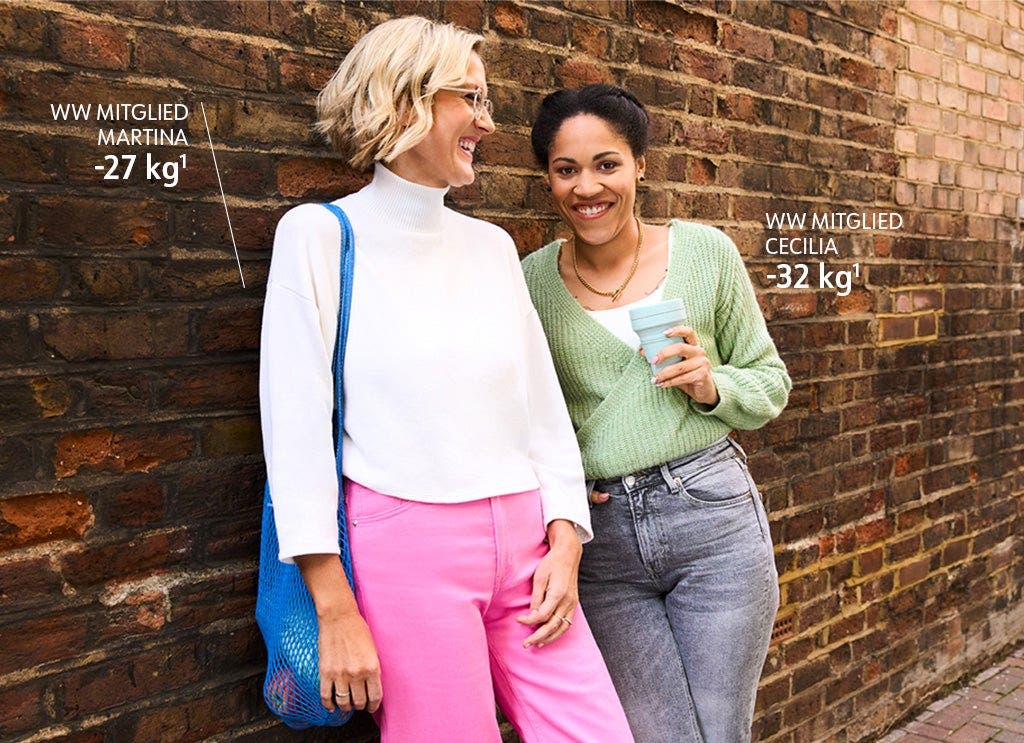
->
[556,615,573,626]
[335,689,351,699]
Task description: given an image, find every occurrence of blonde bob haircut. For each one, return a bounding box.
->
[316,16,484,171]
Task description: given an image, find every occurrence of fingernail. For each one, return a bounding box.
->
[651,376,659,384]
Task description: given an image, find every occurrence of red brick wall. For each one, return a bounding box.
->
[0,2,1020,741]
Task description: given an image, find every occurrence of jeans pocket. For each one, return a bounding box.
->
[678,456,753,507]
[347,487,416,524]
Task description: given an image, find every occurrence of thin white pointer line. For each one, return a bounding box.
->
[200,101,245,288]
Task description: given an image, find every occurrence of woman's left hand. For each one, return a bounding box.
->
[517,519,582,648]
[649,325,720,406]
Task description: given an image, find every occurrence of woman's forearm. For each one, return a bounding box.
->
[294,553,360,619]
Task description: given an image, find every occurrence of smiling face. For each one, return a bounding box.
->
[547,114,645,249]
[388,51,494,189]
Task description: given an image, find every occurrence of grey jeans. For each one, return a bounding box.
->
[580,437,779,743]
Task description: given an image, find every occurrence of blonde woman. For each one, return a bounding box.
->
[259,17,633,743]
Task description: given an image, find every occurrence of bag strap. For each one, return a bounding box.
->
[320,202,355,588]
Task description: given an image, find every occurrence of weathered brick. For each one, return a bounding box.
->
[0,681,47,737]
[0,257,61,302]
[276,156,369,199]
[53,16,131,71]
[174,202,286,251]
[53,427,195,478]
[0,555,64,610]
[95,477,166,529]
[60,645,201,720]
[41,309,190,362]
[635,3,716,43]
[35,197,170,248]
[0,131,59,184]
[175,1,308,45]
[155,363,257,410]
[0,612,90,675]
[60,528,190,587]
[195,304,261,354]
[555,57,615,87]
[135,29,275,91]
[722,23,774,61]
[0,490,92,550]
[492,2,527,36]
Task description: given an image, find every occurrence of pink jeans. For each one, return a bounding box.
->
[345,480,634,743]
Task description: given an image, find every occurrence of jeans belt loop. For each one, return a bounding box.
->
[659,462,682,493]
[726,436,748,462]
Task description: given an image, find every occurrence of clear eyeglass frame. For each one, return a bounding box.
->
[437,86,494,120]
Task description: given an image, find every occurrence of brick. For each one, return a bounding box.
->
[486,43,552,88]
[0,680,47,738]
[0,131,59,184]
[635,3,716,44]
[35,197,169,248]
[147,261,259,301]
[40,309,190,362]
[0,256,61,302]
[53,16,131,71]
[53,427,195,478]
[135,29,275,92]
[158,148,275,198]
[195,304,261,353]
[60,528,190,587]
[0,612,90,675]
[175,1,308,45]
[571,19,608,57]
[276,156,370,199]
[722,23,773,61]
[174,202,284,251]
[155,363,257,410]
[492,3,527,36]
[0,556,64,610]
[0,4,48,56]
[60,645,201,719]
[96,477,166,529]
[65,259,140,304]
[0,490,92,550]
[443,1,484,30]
[555,57,615,87]
[200,416,260,457]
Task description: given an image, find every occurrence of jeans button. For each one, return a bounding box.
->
[624,475,636,487]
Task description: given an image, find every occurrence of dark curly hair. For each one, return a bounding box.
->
[531,84,649,166]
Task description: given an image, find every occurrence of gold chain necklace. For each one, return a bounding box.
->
[571,216,644,302]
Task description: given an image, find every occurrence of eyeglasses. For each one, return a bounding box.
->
[437,86,494,120]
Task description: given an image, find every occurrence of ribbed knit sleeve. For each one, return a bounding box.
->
[693,229,792,430]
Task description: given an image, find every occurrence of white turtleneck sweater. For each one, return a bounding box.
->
[260,164,591,562]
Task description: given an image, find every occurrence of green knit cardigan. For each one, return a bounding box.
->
[521,219,791,480]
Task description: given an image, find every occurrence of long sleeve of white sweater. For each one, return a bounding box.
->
[259,164,592,562]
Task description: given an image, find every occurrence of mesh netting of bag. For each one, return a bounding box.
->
[256,483,354,729]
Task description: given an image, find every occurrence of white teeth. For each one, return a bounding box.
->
[576,204,608,216]
[458,138,476,153]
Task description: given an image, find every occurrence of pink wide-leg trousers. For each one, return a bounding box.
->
[345,480,634,743]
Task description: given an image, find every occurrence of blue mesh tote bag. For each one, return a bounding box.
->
[256,203,356,729]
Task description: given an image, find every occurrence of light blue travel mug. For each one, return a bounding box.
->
[630,298,687,372]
